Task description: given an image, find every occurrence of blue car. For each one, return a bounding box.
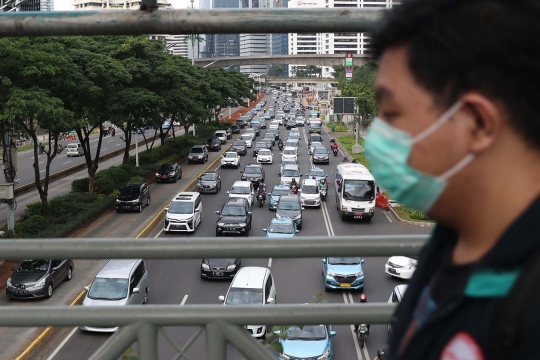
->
[306,167,328,183]
[269,185,292,210]
[263,218,298,238]
[277,324,336,360]
[322,257,365,291]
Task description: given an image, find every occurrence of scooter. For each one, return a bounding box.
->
[278,142,284,151]
[257,193,265,208]
[332,147,338,156]
[319,187,327,201]
[356,324,369,348]
[39,147,45,155]
[290,184,298,194]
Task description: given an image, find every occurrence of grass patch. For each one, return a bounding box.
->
[394,206,433,223]
[336,135,369,168]
[326,122,349,132]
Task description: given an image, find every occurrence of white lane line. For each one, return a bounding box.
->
[40,170,45,173]
[39,161,44,164]
[62,161,71,165]
[180,295,189,305]
[89,139,99,143]
[154,228,164,238]
[58,155,66,158]
[108,140,114,143]
[116,144,121,146]
[101,148,107,151]
[46,326,78,360]
[343,292,365,360]
[383,211,393,223]
[268,258,272,267]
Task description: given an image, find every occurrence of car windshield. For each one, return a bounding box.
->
[310,136,322,142]
[286,141,297,146]
[278,200,300,211]
[225,288,263,305]
[264,134,273,138]
[120,186,140,196]
[200,173,217,180]
[160,164,175,173]
[224,153,237,158]
[328,257,362,265]
[17,260,49,273]
[286,325,327,340]
[342,180,375,201]
[302,185,319,194]
[282,169,299,177]
[230,186,250,195]
[168,202,194,214]
[88,277,129,301]
[190,148,203,153]
[284,150,296,155]
[272,188,291,196]
[241,135,251,140]
[308,169,325,177]
[221,205,246,216]
[233,141,244,146]
[267,222,294,234]
[314,148,328,154]
[244,167,261,174]
[207,138,217,144]
[259,150,271,156]
[255,142,266,148]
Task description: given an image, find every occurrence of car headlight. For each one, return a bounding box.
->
[406,263,414,270]
[217,222,226,227]
[238,223,247,227]
[369,208,375,212]
[156,172,160,176]
[186,217,194,222]
[34,277,46,288]
[188,156,193,159]
[317,349,331,360]
[226,264,237,271]
[131,199,140,203]
[294,214,302,220]
[326,270,337,277]
[341,205,348,212]
[279,353,291,360]
[6,278,13,288]
[354,271,364,277]
[169,172,176,176]
[201,263,210,270]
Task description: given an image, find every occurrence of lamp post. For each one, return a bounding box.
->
[190,0,195,65]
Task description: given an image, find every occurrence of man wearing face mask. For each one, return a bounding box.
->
[365,1,540,360]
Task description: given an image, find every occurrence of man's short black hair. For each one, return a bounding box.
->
[372,0,540,147]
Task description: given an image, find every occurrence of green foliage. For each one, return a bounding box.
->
[129,176,144,183]
[326,122,349,132]
[267,65,284,78]
[71,178,90,193]
[24,215,46,235]
[395,206,432,222]
[109,189,121,199]
[336,135,370,169]
[94,174,116,195]
[22,202,43,220]
[62,192,98,203]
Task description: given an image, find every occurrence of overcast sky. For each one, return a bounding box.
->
[54,0,199,11]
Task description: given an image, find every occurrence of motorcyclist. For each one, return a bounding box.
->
[289,178,298,193]
[257,182,267,201]
[278,139,284,150]
[319,178,328,190]
[111,127,116,136]
[39,143,45,153]
[354,294,370,335]
[373,349,385,360]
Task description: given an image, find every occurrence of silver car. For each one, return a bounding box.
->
[82,259,149,332]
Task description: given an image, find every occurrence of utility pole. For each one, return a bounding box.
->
[190,0,196,66]
[135,130,139,167]
[2,122,17,231]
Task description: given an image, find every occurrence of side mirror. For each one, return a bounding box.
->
[262,229,267,232]
[226,191,230,194]
[329,330,337,337]
[361,259,365,264]
[295,230,300,233]
[248,211,252,215]
[165,207,169,211]
[322,258,327,263]
[215,210,221,215]
[132,287,140,294]
[299,174,303,177]
[278,173,281,176]
[84,286,90,291]
[267,297,275,304]
[219,295,225,302]
[297,189,302,192]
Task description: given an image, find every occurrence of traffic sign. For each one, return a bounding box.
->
[334,97,355,114]
[345,53,353,79]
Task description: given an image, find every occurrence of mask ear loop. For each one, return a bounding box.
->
[412,100,464,145]
[439,154,475,180]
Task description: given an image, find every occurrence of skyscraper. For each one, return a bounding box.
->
[271,0,289,76]
[239,0,270,75]
[201,0,240,64]
[0,0,53,12]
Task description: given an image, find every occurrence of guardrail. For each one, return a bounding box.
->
[3,236,427,360]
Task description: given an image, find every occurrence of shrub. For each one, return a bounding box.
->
[25,215,46,235]
[71,178,90,193]
[94,174,116,195]
[105,167,131,187]
[63,192,98,203]
[410,209,430,221]
[22,202,43,220]
[129,176,144,183]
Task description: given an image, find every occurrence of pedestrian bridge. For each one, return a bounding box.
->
[194,54,372,68]
[263,77,338,86]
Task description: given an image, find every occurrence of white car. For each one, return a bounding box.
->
[280,164,301,186]
[282,147,298,162]
[295,117,305,126]
[214,130,228,144]
[244,129,256,140]
[385,256,418,279]
[257,149,273,164]
[285,140,299,149]
[269,123,279,131]
[240,134,253,148]
[221,152,241,169]
[299,178,321,208]
[164,192,202,233]
[66,143,83,157]
[280,159,297,175]
[227,181,254,206]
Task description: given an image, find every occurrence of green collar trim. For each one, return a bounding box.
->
[465,268,521,298]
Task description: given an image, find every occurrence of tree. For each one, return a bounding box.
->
[267,65,283,78]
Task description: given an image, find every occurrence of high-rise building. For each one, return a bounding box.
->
[239,0,270,75]
[0,0,53,12]
[270,0,289,76]
[201,0,240,65]
[73,0,170,10]
[289,0,400,77]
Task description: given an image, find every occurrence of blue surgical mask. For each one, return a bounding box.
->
[365,101,474,212]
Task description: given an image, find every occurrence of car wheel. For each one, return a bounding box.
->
[179,171,182,179]
[340,211,346,221]
[324,286,330,293]
[147,197,151,206]
[143,288,148,304]
[45,283,53,298]
[65,267,73,281]
[139,204,143,213]
[298,223,302,230]
[173,176,177,183]
[215,231,221,237]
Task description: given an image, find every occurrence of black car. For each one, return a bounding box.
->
[259,121,267,129]
[252,125,261,136]
[230,124,241,134]
[116,182,150,213]
[253,141,268,156]
[312,147,330,164]
[231,140,247,155]
[263,139,273,149]
[268,129,280,141]
[156,162,182,183]
[240,163,265,186]
[215,197,252,237]
[236,119,246,128]
[309,133,323,145]
[197,171,222,194]
[263,133,276,146]
[286,119,297,130]
[6,259,74,299]
[200,258,241,279]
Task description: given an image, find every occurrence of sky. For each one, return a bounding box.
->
[54,0,199,11]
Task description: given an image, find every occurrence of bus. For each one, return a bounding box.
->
[334,163,378,222]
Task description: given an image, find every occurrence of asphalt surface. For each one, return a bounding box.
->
[29,98,431,360]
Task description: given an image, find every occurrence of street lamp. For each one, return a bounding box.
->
[190,0,196,65]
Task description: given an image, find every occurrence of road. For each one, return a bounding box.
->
[40,100,430,360]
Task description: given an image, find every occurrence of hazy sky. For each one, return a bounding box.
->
[54,0,199,11]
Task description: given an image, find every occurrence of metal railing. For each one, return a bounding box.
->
[1,236,427,359]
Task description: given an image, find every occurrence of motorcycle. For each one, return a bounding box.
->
[278,143,284,151]
[290,184,298,194]
[39,147,45,155]
[356,324,369,348]
[319,187,327,201]
[257,193,265,208]
[332,147,338,156]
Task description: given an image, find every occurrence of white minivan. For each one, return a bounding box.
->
[163,192,202,233]
[335,163,378,222]
[299,178,321,208]
[66,143,83,157]
[215,130,228,144]
[219,267,276,338]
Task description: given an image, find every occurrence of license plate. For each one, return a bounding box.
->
[354,212,363,219]
[124,206,131,209]
[340,283,351,288]
[162,176,167,178]
[388,268,397,274]
[214,272,223,276]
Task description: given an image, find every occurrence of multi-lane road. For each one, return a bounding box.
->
[43,103,430,360]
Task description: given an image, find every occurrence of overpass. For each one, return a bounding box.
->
[263,77,338,86]
[194,54,372,68]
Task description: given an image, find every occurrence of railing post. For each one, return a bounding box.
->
[206,320,227,360]
[222,323,276,360]
[89,323,140,360]
[137,322,158,360]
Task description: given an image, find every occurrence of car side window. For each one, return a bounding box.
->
[130,263,143,294]
[265,275,273,301]
[392,291,399,303]
[51,260,60,268]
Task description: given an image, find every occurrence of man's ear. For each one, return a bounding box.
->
[461,93,502,154]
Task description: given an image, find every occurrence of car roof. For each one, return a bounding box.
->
[231,267,269,289]
[232,181,252,187]
[272,185,290,190]
[270,218,294,225]
[225,197,249,206]
[302,178,318,185]
[123,182,144,188]
[191,145,205,148]
[98,259,140,279]
[282,164,299,170]
[202,171,218,175]
[172,192,199,201]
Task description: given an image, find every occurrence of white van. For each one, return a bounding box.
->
[163,192,202,233]
[227,180,254,206]
[240,134,253,148]
[335,163,378,222]
[299,178,321,208]
[66,143,83,157]
[219,267,276,338]
[215,130,227,144]
[280,164,301,186]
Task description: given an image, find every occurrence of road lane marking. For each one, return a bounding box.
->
[40,170,45,173]
[89,139,99,143]
[58,155,65,158]
[39,161,44,164]
[383,211,393,223]
[343,292,367,360]
[62,161,71,165]
[101,148,107,151]
[108,140,114,142]
[268,258,272,267]
[180,295,189,305]
[154,228,164,238]
[116,144,121,146]
[46,327,78,360]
